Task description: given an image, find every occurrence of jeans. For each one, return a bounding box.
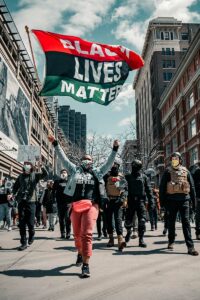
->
[149,207,158,228]
[47,213,56,228]
[167,200,194,249]
[0,203,12,227]
[125,200,146,238]
[195,198,200,235]
[18,202,36,245]
[57,203,71,235]
[106,199,123,236]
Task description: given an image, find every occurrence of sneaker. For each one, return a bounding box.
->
[28,235,34,245]
[7,227,12,231]
[163,228,167,236]
[131,232,138,239]
[43,225,47,229]
[81,264,90,278]
[168,243,174,250]
[139,239,147,248]
[18,244,27,251]
[97,235,102,241]
[76,254,83,267]
[66,234,70,240]
[61,233,65,239]
[188,248,199,256]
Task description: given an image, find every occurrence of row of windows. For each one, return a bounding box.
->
[165,117,197,156]
[162,48,175,56]
[158,31,189,41]
[162,60,176,68]
[164,90,197,135]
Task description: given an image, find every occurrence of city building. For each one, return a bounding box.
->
[133,17,200,178]
[0,2,66,179]
[121,140,138,173]
[58,105,87,152]
[158,29,200,168]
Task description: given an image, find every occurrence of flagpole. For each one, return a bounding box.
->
[25,25,41,87]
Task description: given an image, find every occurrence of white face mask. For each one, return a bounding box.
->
[61,173,68,179]
[24,165,32,173]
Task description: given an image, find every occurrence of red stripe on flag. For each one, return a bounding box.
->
[32,30,144,70]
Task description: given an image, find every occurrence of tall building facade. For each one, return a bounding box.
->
[158,29,200,168]
[133,17,200,177]
[121,140,138,173]
[0,2,68,179]
[58,105,87,152]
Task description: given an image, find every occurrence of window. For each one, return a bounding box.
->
[166,48,171,55]
[186,92,194,111]
[171,114,176,129]
[163,72,173,81]
[172,136,177,152]
[197,80,200,99]
[166,143,171,157]
[189,147,198,166]
[188,118,196,138]
[162,60,175,68]
[182,48,188,53]
[165,122,171,135]
[181,32,189,40]
[180,129,185,145]
[161,31,173,40]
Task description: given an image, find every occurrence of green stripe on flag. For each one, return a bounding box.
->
[40,76,126,105]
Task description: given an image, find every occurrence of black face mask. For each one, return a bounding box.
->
[110,166,119,176]
[131,165,141,173]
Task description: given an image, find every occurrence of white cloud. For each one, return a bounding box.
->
[11,0,115,58]
[112,0,200,52]
[118,115,136,127]
[111,83,135,111]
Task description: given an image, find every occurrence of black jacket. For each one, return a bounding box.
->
[12,167,48,203]
[159,167,196,208]
[125,172,153,207]
[42,188,57,214]
[52,179,72,206]
[192,166,200,198]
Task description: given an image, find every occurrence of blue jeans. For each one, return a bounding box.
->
[0,203,12,227]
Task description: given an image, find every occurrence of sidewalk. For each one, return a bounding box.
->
[0,222,200,300]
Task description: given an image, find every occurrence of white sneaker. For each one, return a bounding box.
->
[8,227,12,231]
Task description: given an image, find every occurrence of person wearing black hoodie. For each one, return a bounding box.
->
[125,159,153,248]
[53,169,72,239]
[12,161,48,251]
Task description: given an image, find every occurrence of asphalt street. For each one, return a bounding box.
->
[0,222,200,300]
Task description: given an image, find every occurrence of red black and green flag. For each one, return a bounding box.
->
[32,30,144,106]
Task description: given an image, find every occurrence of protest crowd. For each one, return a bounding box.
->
[0,137,200,279]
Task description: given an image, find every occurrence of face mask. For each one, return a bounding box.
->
[24,165,32,173]
[111,166,119,176]
[81,160,92,169]
[171,159,179,168]
[61,173,68,179]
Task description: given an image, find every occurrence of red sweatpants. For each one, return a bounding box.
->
[70,203,99,257]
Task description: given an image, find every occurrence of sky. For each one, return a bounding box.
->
[4,0,200,139]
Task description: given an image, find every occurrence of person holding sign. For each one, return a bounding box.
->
[48,134,119,278]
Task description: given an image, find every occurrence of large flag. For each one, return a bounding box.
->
[32,30,144,105]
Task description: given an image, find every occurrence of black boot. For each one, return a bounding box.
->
[139,238,147,248]
[125,229,132,243]
[18,243,27,251]
[28,235,35,245]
